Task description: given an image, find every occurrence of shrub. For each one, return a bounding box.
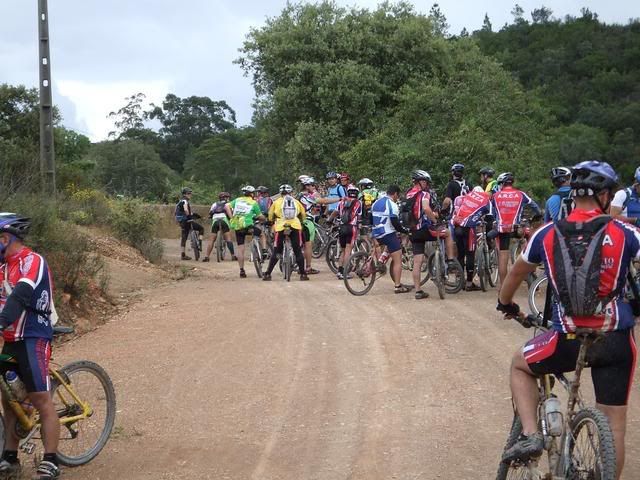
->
[107,198,164,263]
[63,186,111,226]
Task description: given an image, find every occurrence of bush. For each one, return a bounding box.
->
[107,198,164,263]
[63,186,111,226]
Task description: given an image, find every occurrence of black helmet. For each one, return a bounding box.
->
[257,186,269,193]
[181,187,193,195]
[0,214,31,240]
[570,161,618,196]
[497,172,515,185]
[479,166,495,176]
[451,163,465,173]
[411,169,432,183]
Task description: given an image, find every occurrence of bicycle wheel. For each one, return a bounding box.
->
[51,361,116,467]
[444,258,464,294]
[496,415,533,480]
[477,249,487,292]
[251,241,264,278]
[428,252,445,300]
[325,238,340,274]
[343,252,377,296]
[312,227,327,259]
[283,244,292,281]
[215,235,224,262]
[488,247,499,287]
[189,230,200,261]
[567,407,616,479]
[527,275,548,317]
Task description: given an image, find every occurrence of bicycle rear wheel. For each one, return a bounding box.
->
[52,361,116,467]
[251,241,264,278]
[189,230,200,261]
[428,252,445,300]
[283,245,292,281]
[325,238,340,274]
[344,252,377,296]
[444,258,464,294]
[488,247,499,287]
[567,407,616,479]
[215,235,224,262]
[477,249,487,292]
[527,275,547,318]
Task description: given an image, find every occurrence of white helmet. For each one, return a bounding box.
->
[472,186,484,193]
[241,185,256,194]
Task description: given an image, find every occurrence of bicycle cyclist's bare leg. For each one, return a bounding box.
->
[498,250,510,286]
[390,249,402,286]
[29,392,59,454]
[237,244,246,269]
[304,241,313,271]
[412,253,424,291]
[180,222,190,259]
[444,230,455,260]
[597,403,627,479]
[1,395,19,451]
[340,243,353,270]
[509,351,540,435]
[205,232,217,258]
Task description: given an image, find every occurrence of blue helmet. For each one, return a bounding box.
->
[635,166,640,184]
[570,161,618,196]
[0,213,31,239]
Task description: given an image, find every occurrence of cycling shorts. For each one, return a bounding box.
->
[454,226,476,252]
[410,228,439,256]
[235,226,261,246]
[524,329,637,406]
[498,232,512,251]
[211,219,230,234]
[302,220,316,243]
[376,233,401,254]
[339,225,357,248]
[0,339,51,393]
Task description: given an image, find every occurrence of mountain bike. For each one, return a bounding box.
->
[187,218,203,261]
[427,228,464,299]
[343,247,392,296]
[475,224,499,292]
[528,274,548,317]
[0,326,116,468]
[497,314,616,479]
[325,227,371,274]
[280,225,295,282]
[212,221,227,262]
[250,226,266,279]
[311,220,330,259]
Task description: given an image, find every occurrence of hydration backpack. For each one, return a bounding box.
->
[399,195,419,229]
[282,196,297,220]
[555,189,574,221]
[551,216,616,317]
[174,200,187,223]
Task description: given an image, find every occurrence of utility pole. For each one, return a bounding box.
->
[38,0,56,195]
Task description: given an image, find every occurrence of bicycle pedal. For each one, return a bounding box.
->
[20,442,36,454]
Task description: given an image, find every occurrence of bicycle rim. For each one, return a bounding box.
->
[325,239,340,274]
[527,276,547,318]
[252,243,263,278]
[284,246,292,281]
[52,361,116,467]
[344,252,376,296]
[477,250,487,292]
[190,232,200,261]
[567,407,616,479]
[496,415,537,480]
[444,258,464,294]
[429,253,445,299]
[488,248,499,287]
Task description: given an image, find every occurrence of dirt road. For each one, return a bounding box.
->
[56,242,640,479]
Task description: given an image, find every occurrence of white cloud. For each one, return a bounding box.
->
[56,80,172,142]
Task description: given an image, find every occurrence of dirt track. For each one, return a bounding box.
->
[56,241,640,479]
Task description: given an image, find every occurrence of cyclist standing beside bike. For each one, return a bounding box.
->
[491,173,541,285]
[544,167,573,222]
[175,187,204,261]
[262,185,308,281]
[441,163,471,217]
[325,172,347,219]
[497,161,638,477]
[225,186,265,278]
[202,192,236,262]
[0,214,61,479]
[336,185,363,280]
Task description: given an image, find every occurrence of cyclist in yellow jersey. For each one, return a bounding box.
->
[479,166,498,195]
[262,184,308,281]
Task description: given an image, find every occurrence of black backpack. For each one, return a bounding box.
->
[555,189,574,221]
[551,216,616,317]
[399,195,419,229]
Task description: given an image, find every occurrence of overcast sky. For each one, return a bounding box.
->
[0,1,636,141]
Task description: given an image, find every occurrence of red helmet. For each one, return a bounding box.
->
[339,172,350,181]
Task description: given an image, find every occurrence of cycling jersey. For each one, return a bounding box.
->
[209,201,229,224]
[175,198,192,222]
[326,184,346,212]
[0,247,54,342]
[297,191,318,212]
[491,186,539,233]
[229,196,261,230]
[451,190,491,228]
[485,179,498,195]
[611,187,640,219]
[371,196,399,239]
[257,196,273,215]
[269,196,306,231]
[360,188,379,210]
[522,209,640,333]
[338,198,362,226]
[406,185,434,231]
[544,186,572,222]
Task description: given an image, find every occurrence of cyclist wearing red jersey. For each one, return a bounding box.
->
[497,161,638,476]
[336,186,362,280]
[491,172,541,285]
[0,214,61,479]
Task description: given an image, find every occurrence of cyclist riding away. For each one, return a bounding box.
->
[225,186,265,278]
[336,185,363,280]
[175,187,204,260]
[611,166,640,226]
[497,161,638,477]
[544,167,573,222]
[358,178,379,226]
[442,163,471,217]
[0,214,61,480]
[479,166,498,195]
[262,185,308,281]
[491,172,541,285]
[203,192,236,262]
[371,185,412,294]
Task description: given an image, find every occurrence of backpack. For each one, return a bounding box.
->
[174,200,187,223]
[282,196,297,220]
[551,216,616,317]
[399,195,419,229]
[340,200,356,225]
[555,189,574,221]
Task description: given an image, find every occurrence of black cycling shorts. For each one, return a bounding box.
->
[410,228,439,256]
[0,339,51,393]
[524,329,637,406]
[211,219,230,234]
[498,232,512,251]
[339,225,357,248]
[235,226,261,246]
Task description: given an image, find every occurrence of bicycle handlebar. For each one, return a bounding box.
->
[514,314,543,329]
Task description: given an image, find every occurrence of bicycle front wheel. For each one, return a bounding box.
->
[496,415,532,479]
[444,258,464,294]
[527,275,547,318]
[325,238,340,274]
[189,231,200,261]
[52,361,116,467]
[567,407,616,479]
[477,249,487,292]
[488,247,499,287]
[251,241,264,278]
[344,252,377,296]
[428,252,445,300]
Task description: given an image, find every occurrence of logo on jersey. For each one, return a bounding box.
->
[602,234,614,247]
[36,290,50,326]
[20,254,34,275]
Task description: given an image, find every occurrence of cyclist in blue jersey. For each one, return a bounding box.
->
[611,166,640,226]
[544,167,572,222]
[325,171,347,215]
[371,185,411,293]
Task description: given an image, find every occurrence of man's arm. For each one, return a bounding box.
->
[422,195,438,223]
[498,257,537,305]
[0,282,33,328]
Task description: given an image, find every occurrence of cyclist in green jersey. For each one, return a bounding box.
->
[358,178,379,225]
[479,166,498,195]
[225,186,265,278]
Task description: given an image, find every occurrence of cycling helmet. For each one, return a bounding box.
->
[218,191,231,200]
[279,184,293,194]
[241,185,256,194]
[339,172,350,181]
[347,186,360,198]
[297,175,310,183]
[257,186,269,193]
[326,171,338,179]
[570,161,618,196]
[0,214,31,240]
[358,178,374,188]
[634,166,640,184]
[181,187,193,195]
[411,169,432,182]
[451,163,465,174]
[551,166,571,186]
[301,176,315,186]
[472,186,485,193]
[497,172,514,185]
[479,166,495,176]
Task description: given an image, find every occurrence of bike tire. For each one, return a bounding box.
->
[496,415,526,480]
[343,252,377,296]
[312,228,327,259]
[325,238,340,274]
[251,242,263,278]
[215,235,224,262]
[444,258,464,294]
[284,246,292,282]
[568,407,616,479]
[477,249,487,292]
[428,252,445,300]
[488,248,499,288]
[52,361,116,467]
[189,231,200,261]
[527,275,548,318]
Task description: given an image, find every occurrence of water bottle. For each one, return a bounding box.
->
[544,396,563,436]
[5,371,27,402]
[378,251,390,264]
